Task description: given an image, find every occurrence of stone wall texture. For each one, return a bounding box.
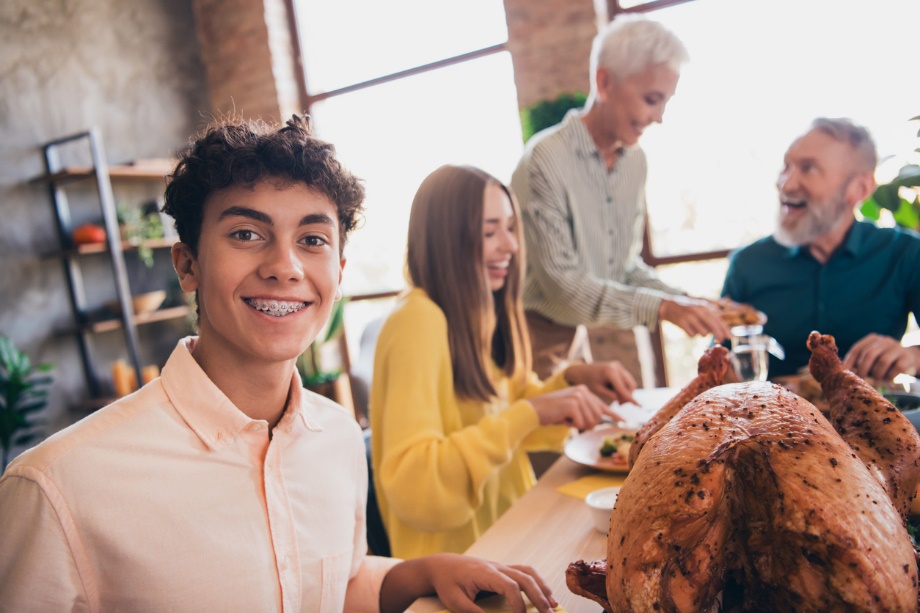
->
[0,0,209,449]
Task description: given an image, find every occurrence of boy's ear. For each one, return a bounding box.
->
[172,242,200,292]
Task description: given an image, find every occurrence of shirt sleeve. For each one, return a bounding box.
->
[518,150,670,330]
[373,299,543,533]
[0,471,91,612]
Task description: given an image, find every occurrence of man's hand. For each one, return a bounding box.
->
[658,295,732,341]
[843,334,920,382]
[563,361,638,405]
[380,553,558,613]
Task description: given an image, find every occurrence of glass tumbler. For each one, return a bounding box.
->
[730,324,769,382]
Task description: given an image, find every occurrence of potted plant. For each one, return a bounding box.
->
[860,114,920,231]
[0,336,54,471]
[520,92,587,142]
[117,200,166,268]
[296,298,347,399]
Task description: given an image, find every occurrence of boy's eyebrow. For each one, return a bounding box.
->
[217,208,336,227]
[300,213,336,227]
[218,206,272,224]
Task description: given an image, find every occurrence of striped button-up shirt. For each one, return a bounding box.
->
[512,109,679,330]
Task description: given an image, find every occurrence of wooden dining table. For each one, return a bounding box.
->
[406,387,681,612]
[406,454,613,613]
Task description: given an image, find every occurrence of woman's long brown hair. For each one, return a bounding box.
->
[406,165,532,402]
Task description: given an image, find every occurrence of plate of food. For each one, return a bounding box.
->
[565,425,638,473]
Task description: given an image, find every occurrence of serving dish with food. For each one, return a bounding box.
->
[566,332,920,612]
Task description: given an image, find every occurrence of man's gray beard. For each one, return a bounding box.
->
[774,188,852,248]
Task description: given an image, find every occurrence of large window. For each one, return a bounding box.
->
[293,0,920,385]
[293,0,521,297]
[292,0,522,365]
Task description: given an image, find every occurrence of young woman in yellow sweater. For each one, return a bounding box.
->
[370,164,638,559]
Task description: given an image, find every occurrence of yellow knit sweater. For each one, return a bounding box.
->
[370,289,571,559]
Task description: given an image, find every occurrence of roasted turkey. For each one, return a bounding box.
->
[568,333,920,612]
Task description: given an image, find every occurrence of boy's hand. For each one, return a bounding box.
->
[380,553,558,613]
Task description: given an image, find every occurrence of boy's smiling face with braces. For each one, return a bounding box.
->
[173,180,344,370]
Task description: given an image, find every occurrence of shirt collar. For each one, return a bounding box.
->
[778,219,870,260]
[841,220,871,257]
[563,108,637,162]
[160,337,319,451]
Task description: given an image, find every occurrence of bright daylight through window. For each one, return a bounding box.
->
[632,0,920,381]
[294,0,521,295]
[293,0,920,383]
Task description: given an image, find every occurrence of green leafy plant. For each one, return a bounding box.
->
[117,201,165,267]
[296,298,347,388]
[860,115,920,231]
[0,336,54,471]
[520,92,588,142]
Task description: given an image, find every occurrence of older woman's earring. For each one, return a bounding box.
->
[334,288,343,302]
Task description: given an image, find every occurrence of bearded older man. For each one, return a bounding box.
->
[722,117,920,381]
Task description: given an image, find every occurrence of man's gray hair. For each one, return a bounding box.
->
[589,14,689,87]
[810,117,878,173]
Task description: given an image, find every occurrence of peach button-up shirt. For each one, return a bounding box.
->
[0,337,399,613]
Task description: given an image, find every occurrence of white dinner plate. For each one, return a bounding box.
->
[564,425,638,473]
[563,387,680,473]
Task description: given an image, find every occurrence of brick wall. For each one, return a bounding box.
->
[503,0,602,109]
[192,0,602,120]
[192,0,301,122]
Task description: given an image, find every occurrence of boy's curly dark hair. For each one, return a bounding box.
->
[162,114,364,255]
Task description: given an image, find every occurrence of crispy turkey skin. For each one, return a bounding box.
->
[808,331,920,520]
[569,334,920,612]
[606,382,917,612]
[629,346,731,468]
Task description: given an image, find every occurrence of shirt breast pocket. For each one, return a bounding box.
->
[320,551,353,613]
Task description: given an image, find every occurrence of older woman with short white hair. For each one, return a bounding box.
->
[512,14,731,385]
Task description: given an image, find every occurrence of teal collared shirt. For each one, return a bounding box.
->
[721,221,920,378]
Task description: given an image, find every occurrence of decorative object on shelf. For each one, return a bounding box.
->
[520,92,587,142]
[861,114,920,231]
[111,359,160,398]
[71,223,106,245]
[117,200,166,267]
[105,290,167,316]
[0,336,54,471]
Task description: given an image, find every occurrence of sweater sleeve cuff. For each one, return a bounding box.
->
[504,399,542,443]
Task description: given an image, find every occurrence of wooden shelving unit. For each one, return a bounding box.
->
[38,129,182,402]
